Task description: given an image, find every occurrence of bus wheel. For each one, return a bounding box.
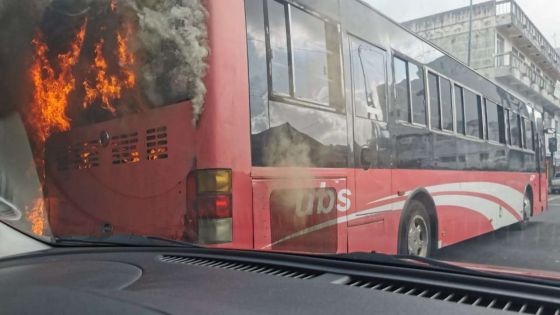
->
[400,200,433,257]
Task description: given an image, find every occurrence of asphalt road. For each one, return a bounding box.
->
[433,195,560,272]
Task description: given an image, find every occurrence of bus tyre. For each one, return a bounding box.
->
[400,200,433,257]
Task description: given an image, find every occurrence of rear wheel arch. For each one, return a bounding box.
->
[397,188,439,255]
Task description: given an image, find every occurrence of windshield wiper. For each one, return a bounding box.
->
[54,234,201,248]
[322,252,487,275]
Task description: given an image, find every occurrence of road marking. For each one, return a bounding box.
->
[549,196,560,202]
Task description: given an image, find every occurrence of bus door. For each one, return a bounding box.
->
[347,36,393,253]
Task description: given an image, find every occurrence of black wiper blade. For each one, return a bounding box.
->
[322,252,487,275]
[54,234,201,248]
[393,254,483,274]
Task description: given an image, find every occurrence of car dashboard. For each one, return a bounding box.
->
[1,247,560,314]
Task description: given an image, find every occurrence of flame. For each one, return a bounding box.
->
[110,0,118,12]
[27,197,47,236]
[28,21,87,144]
[82,23,136,114]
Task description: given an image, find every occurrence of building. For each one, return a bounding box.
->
[403,0,560,164]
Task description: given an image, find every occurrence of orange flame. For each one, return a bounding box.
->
[28,21,87,144]
[82,23,136,114]
[27,197,47,236]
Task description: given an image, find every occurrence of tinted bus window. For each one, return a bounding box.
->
[464,89,481,138]
[350,38,387,121]
[409,63,426,125]
[440,77,453,131]
[511,111,522,147]
[291,6,330,105]
[524,118,534,150]
[498,105,506,144]
[454,85,465,135]
[267,0,290,95]
[504,108,511,145]
[394,57,410,122]
[428,72,441,129]
[485,99,500,142]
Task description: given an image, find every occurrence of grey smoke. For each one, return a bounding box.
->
[131,0,209,125]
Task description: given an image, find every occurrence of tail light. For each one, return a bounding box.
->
[186,169,232,244]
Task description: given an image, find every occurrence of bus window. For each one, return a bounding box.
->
[350,38,387,121]
[428,72,441,130]
[454,85,465,135]
[464,89,481,138]
[440,77,453,132]
[267,0,290,95]
[504,108,511,145]
[409,63,426,125]
[291,6,330,105]
[497,105,506,144]
[265,1,342,109]
[524,118,534,150]
[510,112,522,147]
[485,99,500,143]
[394,57,410,122]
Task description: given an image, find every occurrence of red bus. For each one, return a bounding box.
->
[28,0,547,257]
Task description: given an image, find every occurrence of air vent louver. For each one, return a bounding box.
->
[146,126,168,160]
[339,277,560,314]
[111,132,140,165]
[57,140,100,171]
[159,255,320,280]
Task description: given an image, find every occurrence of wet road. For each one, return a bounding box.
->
[433,195,560,273]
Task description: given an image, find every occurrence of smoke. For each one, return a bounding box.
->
[131,0,209,125]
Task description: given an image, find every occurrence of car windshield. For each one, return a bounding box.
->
[1,0,560,281]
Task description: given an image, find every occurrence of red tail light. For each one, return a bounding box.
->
[185,169,232,244]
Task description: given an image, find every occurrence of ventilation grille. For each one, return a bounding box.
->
[340,277,560,314]
[146,126,168,160]
[159,255,320,280]
[111,132,140,165]
[57,140,100,171]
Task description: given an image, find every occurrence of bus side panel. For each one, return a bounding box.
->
[198,0,253,249]
[252,168,349,254]
[392,169,534,249]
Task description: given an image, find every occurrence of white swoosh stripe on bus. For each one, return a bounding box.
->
[366,182,523,216]
[262,189,522,249]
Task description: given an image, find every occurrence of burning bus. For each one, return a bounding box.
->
[1,0,546,256]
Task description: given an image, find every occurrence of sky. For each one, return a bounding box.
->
[365,0,560,48]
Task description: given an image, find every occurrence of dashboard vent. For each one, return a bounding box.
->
[159,255,320,280]
[339,277,560,314]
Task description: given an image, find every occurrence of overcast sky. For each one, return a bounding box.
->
[365,0,560,47]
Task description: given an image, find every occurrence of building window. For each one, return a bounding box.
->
[350,37,387,121]
[440,77,453,131]
[454,85,465,135]
[496,34,505,66]
[394,57,410,122]
[428,72,441,129]
[464,89,482,138]
[409,62,427,125]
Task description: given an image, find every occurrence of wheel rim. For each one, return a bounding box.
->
[407,214,429,257]
[523,195,531,222]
